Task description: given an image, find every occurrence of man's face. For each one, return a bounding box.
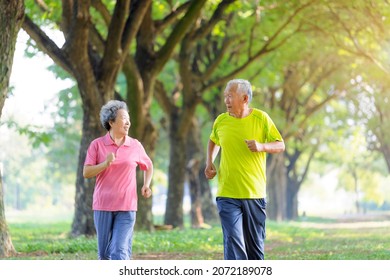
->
[224,84,246,115]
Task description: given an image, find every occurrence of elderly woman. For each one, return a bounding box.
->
[83,100,153,260]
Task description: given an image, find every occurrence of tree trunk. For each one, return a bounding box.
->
[71,108,104,236]
[266,153,287,221]
[353,171,360,214]
[286,178,299,220]
[186,118,204,228]
[0,0,24,258]
[186,117,218,226]
[164,110,187,228]
[380,144,390,174]
[135,113,157,232]
[0,168,15,258]
[0,1,22,117]
[199,163,218,222]
[187,159,203,228]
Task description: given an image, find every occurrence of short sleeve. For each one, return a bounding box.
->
[210,113,226,146]
[209,122,219,145]
[265,113,283,143]
[84,140,98,166]
[136,141,153,171]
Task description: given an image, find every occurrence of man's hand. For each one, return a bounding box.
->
[245,139,263,152]
[204,163,217,179]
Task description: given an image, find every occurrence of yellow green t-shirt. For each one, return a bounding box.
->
[210,108,283,199]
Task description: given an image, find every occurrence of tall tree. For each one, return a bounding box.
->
[263,0,390,220]
[156,0,318,227]
[333,0,390,174]
[121,0,208,230]
[22,0,208,234]
[363,82,390,173]
[262,55,351,220]
[23,0,152,235]
[336,127,383,213]
[0,0,24,258]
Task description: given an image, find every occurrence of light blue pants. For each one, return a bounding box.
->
[94,210,136,260]
[216,197,267,260]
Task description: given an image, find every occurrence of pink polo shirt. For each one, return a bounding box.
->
[84,133,153,211]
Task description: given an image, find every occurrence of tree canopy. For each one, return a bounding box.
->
[1,0,390,237]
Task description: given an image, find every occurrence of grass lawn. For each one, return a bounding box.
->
[2,213,390,260]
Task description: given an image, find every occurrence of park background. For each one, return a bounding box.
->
[1,0,390,260]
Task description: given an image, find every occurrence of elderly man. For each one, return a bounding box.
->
[205,79,285,260]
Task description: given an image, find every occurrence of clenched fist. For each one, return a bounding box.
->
[245,139,264,152]
[105,152,115,167]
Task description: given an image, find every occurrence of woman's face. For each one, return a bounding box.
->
[110,109,130,136]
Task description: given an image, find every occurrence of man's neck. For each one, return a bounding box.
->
[230,107,252,118]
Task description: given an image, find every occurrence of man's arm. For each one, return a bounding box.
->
[245,140,285,153]
[204,139,220,179]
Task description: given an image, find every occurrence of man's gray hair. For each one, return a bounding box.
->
[226,79,253,103]
[100,100,128,131]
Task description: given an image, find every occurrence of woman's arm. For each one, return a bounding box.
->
[141,164,154,198]
[83,152,115,178]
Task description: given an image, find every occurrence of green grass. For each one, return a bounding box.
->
[3,216,390,260]
[266,220,390,260]
[6,222,97,260]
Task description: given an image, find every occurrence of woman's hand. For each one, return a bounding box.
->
[141,186,152,198]
[105,152,115,167]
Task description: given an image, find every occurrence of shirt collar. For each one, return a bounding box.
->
[103,132,131,146]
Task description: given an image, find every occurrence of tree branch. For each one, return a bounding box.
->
[121,0,152,53]
[155,0,207,74]
[201,1,315,92]
[327,3,390,74]
[202,38,235,80]
[154,80,173,115]
[154,1,191,34]
[61,0,91,57]
[22,15,73,74]
[99,0,130,84]
[191,0,236,41]
[91,0,111,25]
